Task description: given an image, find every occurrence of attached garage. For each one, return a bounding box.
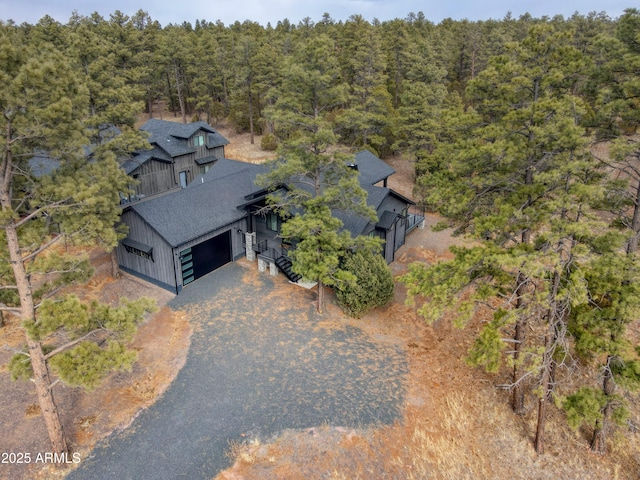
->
[179,231,232,285]
[117,166,264,293]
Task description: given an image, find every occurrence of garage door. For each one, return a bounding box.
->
[179,231,232,286]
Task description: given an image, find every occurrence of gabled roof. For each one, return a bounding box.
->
[377,211,398,230]
[128,159,265,247]
[240,152,407,238]
[141,119,219,140]
[134,119,230,164]
[124,151,406,247]
[353,150,396,186]
[122,146,173,174]
[206,131,230,148]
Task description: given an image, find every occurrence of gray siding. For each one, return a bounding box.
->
[127,128,227,197]
[172,145,225,188]
[130,160,174,197]
[190,130,225,159]
[378,195,407,217]
[377,194,411,263]
[383,225,396,263]
[208,145,225,159]
[253,214,281,250]
[117,209,177,290]
[173,153,197,186]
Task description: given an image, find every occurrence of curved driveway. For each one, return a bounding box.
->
[67,262,407,480]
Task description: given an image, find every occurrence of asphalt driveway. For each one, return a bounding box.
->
[67,261,407,479]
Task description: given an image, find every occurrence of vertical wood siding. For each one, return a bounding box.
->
[377,193,412,263]
[173,153,196,186]
[253,214,281,250]
[116,210,177,289]
[131,160,174,197]
[127,128,227,196]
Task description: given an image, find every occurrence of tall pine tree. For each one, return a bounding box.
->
[0,24,154,455]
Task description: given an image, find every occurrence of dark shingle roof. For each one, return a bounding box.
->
[353,150,395,185]
[207,131,230,148]
[334,185,390,237]
[141,119,212,139]
[127,151,402,247]
[334,184,415,237]
[377,211,397,230]
[129,161,265,247]
[134,119,230,165]
[195,155,217,166]
[205,158,267,180]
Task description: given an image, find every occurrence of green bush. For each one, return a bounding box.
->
[261,133,278,151]
[335,250,395,318]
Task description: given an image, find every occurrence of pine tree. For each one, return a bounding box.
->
[393,36,448,164]
[159,25,197,122]
[561,10,640,453]
[401,24,614,454]
[230,33,263,142]
[0,25,154,455]
[258,34,378,312]
[336,16,393,155]
[334,248,394,318]
[565,253,640,454]
[280,203,355,313]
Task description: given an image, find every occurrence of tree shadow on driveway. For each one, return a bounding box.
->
[67,261,407,480]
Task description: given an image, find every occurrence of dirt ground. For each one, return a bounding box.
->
[0,250,191,480]
[1,121,638,480]
[211,142,640,479]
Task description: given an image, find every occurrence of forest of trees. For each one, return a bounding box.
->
[2,6,640,458]
[0,8,626,156]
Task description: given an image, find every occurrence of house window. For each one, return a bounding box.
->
[194,134,204,147]
[201,164,211,174]
[179,171,188,188]
[399,208,408,226]
[266,213,279,232]
[122,239,153,261]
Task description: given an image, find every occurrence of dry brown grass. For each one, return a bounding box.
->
[217,200,640,480]
[0,248,192,480]
[219,382,638,480]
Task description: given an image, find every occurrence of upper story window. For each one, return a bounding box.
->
[194,134,205,147]
[266,213,279,232]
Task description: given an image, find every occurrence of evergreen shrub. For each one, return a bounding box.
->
[261,133,278,151]
[335,249,394,318]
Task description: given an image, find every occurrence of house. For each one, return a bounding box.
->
[117,125,423,292]
[238,151,418,271]
[349,149,395,187]
[121,119,229,200]
[116,159,267,292]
